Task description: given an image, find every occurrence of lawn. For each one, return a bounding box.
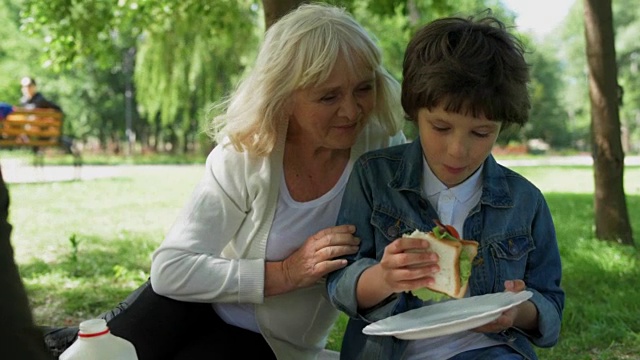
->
[4,155,640,359]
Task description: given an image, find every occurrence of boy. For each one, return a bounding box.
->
[326,14,564,360]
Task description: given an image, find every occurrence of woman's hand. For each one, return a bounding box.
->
[266,225,360,295]
[356,236,439,309]
[473,280,538,333]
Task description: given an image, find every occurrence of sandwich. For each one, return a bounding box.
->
[403,220,478,300]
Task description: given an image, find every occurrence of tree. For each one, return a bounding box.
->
[583,0,634,245]
[262,0,300,28]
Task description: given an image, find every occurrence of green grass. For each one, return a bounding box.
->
[7,164,204,326]
[520,192,640,360]
[5,158,640,359]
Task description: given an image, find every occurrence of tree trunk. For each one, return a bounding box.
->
[583,0,634,245]
[261,0,302,29]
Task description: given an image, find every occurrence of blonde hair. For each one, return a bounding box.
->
[208,2,403,156]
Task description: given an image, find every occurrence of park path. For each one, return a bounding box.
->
[2,155,639,184]
[1,158,126,184]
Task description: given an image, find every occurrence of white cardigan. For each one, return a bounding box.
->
[150,121,405,359]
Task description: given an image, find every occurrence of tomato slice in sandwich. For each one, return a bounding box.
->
[433,219,460,239]
[445,225,460,239]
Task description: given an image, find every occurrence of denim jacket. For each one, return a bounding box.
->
[326,139,564,360]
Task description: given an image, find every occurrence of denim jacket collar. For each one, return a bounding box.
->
[389,139,514,209]
[387,139,425,194]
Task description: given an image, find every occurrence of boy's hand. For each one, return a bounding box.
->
[473,280,538,333]
[356,237,440,309]
[378,237,440,294]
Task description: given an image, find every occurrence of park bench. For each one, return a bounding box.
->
[0,107,82,167]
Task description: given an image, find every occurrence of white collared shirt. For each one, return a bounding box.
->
[421,156,483,238]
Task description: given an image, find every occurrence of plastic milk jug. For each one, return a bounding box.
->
[59,319,138,360]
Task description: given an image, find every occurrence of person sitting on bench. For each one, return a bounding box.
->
[20,77,62,112]
[18,77,80,166]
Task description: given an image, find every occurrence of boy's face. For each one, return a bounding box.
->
[417,105,501,188]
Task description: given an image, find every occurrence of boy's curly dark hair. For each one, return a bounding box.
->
[401,14,530,129]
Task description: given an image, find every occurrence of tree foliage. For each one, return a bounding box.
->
[132,1,258,136]
[4,0,613,154]
[13,0,505,150]
[0,0,46,102]
[17,0,260,152]
[525,43,571,148]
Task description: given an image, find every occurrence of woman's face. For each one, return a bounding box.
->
[288,57,376,150]
[418,106,501,188]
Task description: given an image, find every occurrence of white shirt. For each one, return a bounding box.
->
[214,163,352,332]
[403,157,503,359]
[422,156,483,237]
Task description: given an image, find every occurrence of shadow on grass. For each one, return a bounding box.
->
[20,234,156,325]
[539,193,640,359]
[20,233,155,277]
